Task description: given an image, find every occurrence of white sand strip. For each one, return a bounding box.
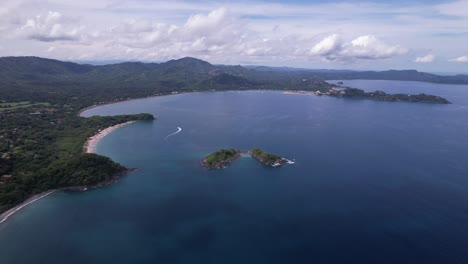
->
[84,121,136,153]
[0,190,56,224]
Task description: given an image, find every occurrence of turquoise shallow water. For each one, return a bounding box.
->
[2,80,468,263]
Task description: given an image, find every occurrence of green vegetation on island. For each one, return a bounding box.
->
[250,148,287,166]
[201,148,289,169]
[202,149,240,169]
[328,88,451,104]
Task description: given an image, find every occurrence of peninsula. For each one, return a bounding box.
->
[328,87,451,104]
[0,112,155,215]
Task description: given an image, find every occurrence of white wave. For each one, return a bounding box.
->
[285,159,295,165]
[165,127,182,141]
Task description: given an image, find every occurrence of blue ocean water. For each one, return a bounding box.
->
[2,80,468,263]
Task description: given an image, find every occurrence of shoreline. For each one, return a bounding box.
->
[84,121,137,153]
[0,120,140,225]
[283,90,318,96]
[202,150,243,169]
[78,98,148,117]
[77,91,195,117]
[0,169,134,225]
[77,89,322,117]
[0,190,56,225]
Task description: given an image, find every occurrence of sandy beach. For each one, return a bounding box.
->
[0,121,138,225]
[0,190,56,224]
[84,121,136,153]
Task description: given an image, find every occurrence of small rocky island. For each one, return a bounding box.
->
[201,149,241,169]
[250,148,288,167]
[202,148,292,169]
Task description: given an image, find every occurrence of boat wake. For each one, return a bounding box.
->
[165,127,182,141]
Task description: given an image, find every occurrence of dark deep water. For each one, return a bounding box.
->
[2,80,468,263]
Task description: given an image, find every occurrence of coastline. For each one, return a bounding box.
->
[1,121,139,225]
[80,88,451,118]
[78,89,322,117]
[0,190,56,225]
[78,99,146,117]
[283,90,317,96]
[77,91,195,117]
[84,121,137,153]
[202,150,243,169]
[2,91,300,224]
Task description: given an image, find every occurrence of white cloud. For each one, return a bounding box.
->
[310,34,341,56]
[450,56,468,62]
[109,7,245,57]
[0,0,465,71]
[308,34,407,62]
[342,35,408,60]
[20,11,83,42]
[184,7,229,33]
[0,6,410,65]
[415,54,435,63]
[107,9,408,63]
[351,35,376,47]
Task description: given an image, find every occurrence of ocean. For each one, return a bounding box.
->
[1,80,468,263]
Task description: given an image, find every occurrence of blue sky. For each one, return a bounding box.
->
[0,0,467,72]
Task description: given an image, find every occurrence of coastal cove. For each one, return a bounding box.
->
[2,80,468,263]
[0,120,142,225]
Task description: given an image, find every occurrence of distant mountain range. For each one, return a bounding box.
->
[0,56,327,103]
[246,65,468,84]
[2,56,467,86]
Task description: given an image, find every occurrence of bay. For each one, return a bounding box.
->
[2,80,468,263]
